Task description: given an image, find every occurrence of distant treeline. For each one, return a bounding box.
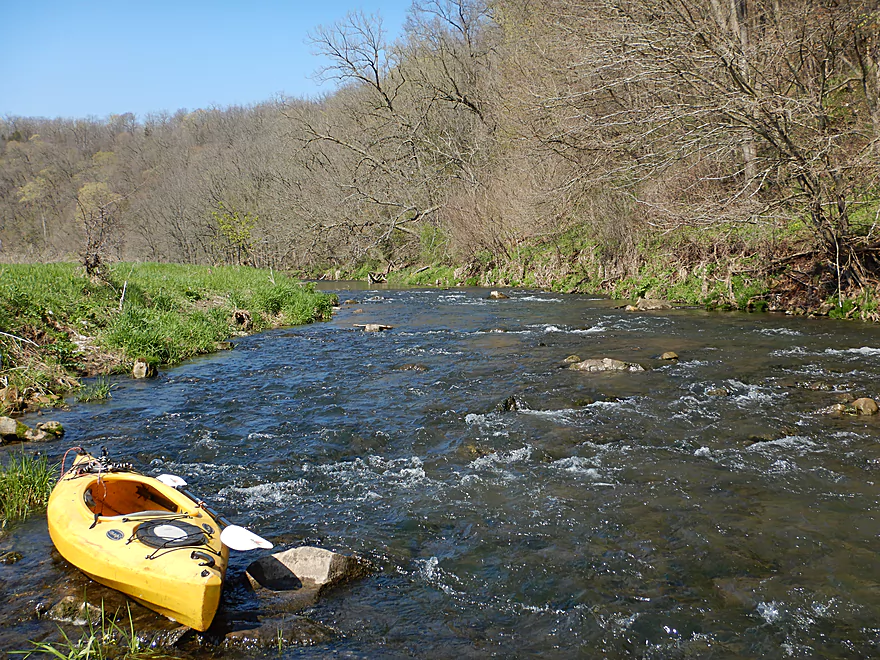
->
[2,0,879,288]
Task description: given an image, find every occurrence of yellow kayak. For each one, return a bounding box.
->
[47,451,229,631]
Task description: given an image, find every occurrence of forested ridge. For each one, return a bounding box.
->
[3,0,880,313]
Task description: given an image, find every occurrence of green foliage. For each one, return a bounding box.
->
[211,202,257,264]
[0,452,56,526]
[77,378,114,403]
[828,297,858,319]
[419,223,450,264]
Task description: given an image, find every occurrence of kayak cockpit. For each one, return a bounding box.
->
[84,478,180,517]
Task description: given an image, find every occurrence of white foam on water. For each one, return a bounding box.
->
[518,408,577,424]
[419,556,440,581]
[572,325,606,334]
[305,455,433,494]
[415,556,462,596]
[769,346,810,357]
[825,346,880,356]
[464,413,510,437]
[587,400,628,410]
[757,601,782,624]
[694,446,711,457]
[518,295,563,302]
[550,456,611,483]
[469,446,532,469]
[727,380,784,406]
[746,435,816,453]
[221,479,309,506]
[193,429,219,449]
[755,327,803,336]
[526,323,605,334]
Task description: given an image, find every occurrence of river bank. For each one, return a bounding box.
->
[323,223,880,322]
[0,263,336,416]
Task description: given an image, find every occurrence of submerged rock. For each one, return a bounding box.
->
[569,358,645,373]
[853,397,879,415]
[394,363,429,372]
[45,595,103,625]
[562,355,582,364]
[224,614,336,649]
[0,550,22,564]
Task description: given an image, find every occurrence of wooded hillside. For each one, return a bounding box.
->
[2,0,879,303]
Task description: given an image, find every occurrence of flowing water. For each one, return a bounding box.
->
[4,286,880,658]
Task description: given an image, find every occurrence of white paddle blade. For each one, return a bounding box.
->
[156,474,188,488]
[220,524,274,551]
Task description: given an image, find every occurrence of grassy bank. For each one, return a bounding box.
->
[344,220,879,321]
[0,263,336,414]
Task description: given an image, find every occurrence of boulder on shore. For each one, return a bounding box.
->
[569,358,645,373]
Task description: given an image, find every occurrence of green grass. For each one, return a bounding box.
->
[0,263,336,412]
[12,602,180,659]
[77,378,113,403]
[0,451,56,527]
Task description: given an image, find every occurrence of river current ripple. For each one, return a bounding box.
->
[5,286,880,658]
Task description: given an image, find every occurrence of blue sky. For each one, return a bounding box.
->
[0,0,411,120]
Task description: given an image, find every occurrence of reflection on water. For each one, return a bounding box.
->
[4,287,880,657]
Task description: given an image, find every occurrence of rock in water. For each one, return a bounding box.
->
[853,397,879,415]
[660,351,679,360]
[46,596,102,625]
[23,429,49,442]
[487,290,509,299]
[246,546,370,594]
[569,358,645,373]
[354,324,393,332]
[36,420,64,436]
[132,358,157,379]
[497,396,520,412]
[0,416,28,443]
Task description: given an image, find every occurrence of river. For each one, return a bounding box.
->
[3,285,880,658]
